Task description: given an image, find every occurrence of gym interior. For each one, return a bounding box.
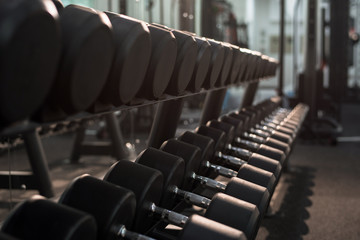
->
[0,0,359,239]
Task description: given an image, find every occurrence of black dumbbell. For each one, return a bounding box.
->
[136,24,177,100]
[186,35,211,93]
[225,44,244,86]
[99,12,151,106]
[179,130,277,192]
[203,39,225,89]
[1,196,97,240]
[151,24,198,96]
[215,43,233,87]
[160,139,271,217]
[136,148,263,239]
[0,0,61,126]
[236,48,251,84]
[104,160,251,239]
[48,2,115,115]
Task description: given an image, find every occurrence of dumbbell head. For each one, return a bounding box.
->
[100,12,151,106]
[187,36,212,92]
[178,131,215,176]
[207,120,236,143]
[203,39,225,89]
[136,25,177,99]
[220,115,244,135]
[104,160,163,233]
[165,29,198,95]
[59,175,136,240]
[196,126,229,155]
[226,45,243,85]
[0,0,61,125]
[205,193,260,240]
[2,196,97,240]
[161,139,203,191]
[51,4,114,114]
[179,215,246,240]
[136,147,184,209]
[216,43,233,87]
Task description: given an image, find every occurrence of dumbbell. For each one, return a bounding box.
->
[202,39,225,89]
[235,48,250,84]
[151,24,198,96]
[46,2,115,115]
[160,139,271,217]
[225,44,245,86]
[215,43,233,87]
[0,0,61,126]
[1,196,97,240]
[98,12,151,106]
[136,24,177,100]
[217,115,291,157]
[177,130,277,192]
[186,35,211,93]
[136,148,264,239]
[104,160,252,239]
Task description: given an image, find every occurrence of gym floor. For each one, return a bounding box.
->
[0,104,359,239]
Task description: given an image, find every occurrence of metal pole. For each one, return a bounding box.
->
[278,0,285,97]
[303,0,318,121]
[329,0,349,120]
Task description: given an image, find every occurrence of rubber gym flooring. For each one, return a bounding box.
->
[0,104,359,239]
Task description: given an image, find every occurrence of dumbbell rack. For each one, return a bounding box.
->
[0,81,262,199]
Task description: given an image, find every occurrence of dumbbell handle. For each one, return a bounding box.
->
[241,132,265,144]
[249,128,270,138]
[117,225,156,240]
[205,161,238,178]
[149,203,188,227]
[233,137,260,151]
[214,151,248,166]
[192,172,227,191]
[173,186,211,208]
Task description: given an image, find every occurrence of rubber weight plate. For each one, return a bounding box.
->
[100,12,151,106]
[59,175,136,240]
[52,4,114,114]
[0,0,61,125]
